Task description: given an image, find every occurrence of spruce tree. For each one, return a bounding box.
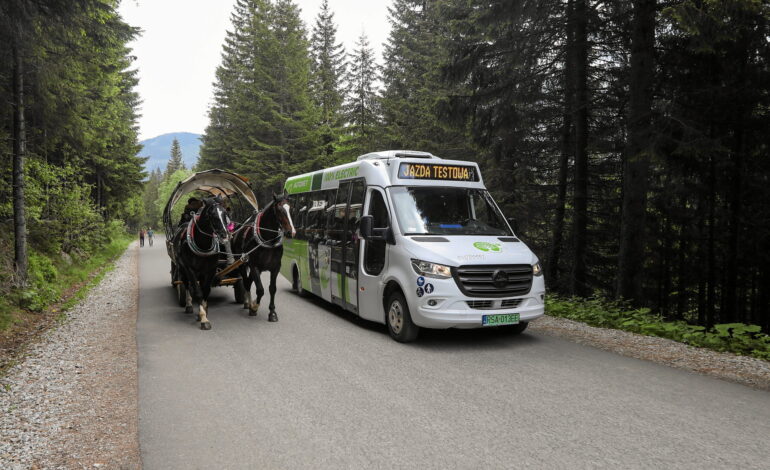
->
[380,0,476,160]
[201,0,318,196]
[342,32,380,158]
[166,138,184,176]
[310,0,347,160]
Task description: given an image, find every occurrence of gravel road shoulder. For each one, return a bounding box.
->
[530,315,770,391]
[0,243,140,470]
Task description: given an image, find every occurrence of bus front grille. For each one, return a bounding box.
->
[453,265,533,298]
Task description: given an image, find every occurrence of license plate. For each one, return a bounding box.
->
[482,313,520,326]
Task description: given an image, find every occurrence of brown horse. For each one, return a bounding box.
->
[233,193,295,321]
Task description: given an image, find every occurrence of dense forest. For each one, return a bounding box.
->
[0,0,143,308]
[198,0,769,332]
[2,0,768,335]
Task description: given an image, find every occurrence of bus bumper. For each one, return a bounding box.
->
[409,285,546,329]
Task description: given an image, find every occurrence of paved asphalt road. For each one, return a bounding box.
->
[138,237,770,469]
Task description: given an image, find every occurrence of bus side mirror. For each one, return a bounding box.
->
[508,217,519,234]
[360,215,374,239]
[360,215,392,243]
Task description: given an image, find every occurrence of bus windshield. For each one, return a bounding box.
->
[390,186,513,236]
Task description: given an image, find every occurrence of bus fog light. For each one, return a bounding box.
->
[428,299,437,307]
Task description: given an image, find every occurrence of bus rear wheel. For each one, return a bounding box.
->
[293,265,306,297]
[386,291,419,343]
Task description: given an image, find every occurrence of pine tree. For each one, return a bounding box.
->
[201,0,318,196]
[166,138,184,176]
[310,0,347,160]
[380,0,475,159]
[342,32,380,158]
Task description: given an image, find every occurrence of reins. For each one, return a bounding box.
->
[185,212,222,257]
[183,200,288,263]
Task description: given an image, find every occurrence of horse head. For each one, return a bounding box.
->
[200,195,232,242]
[272,191,296,238]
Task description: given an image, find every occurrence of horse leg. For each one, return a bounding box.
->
[179,261,196,314]
[248,266,261,316]
[267,269,278,322]
[198,272,213,330]
[252,268,265,317]
[240,265,251,310]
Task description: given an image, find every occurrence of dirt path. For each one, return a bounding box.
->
[0,243,140,469]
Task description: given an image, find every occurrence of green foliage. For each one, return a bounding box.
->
[546,296,770,360]
[3,220,132,319]
[199,0,320,198]
[154,168,194,227]
[341,32,381,159]
[166,138,185,176]
[310,0,347,160]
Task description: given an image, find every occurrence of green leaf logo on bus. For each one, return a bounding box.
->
[473,242,501,252]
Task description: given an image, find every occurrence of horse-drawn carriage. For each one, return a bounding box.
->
[163,169,259,309]
[163,168,295,330]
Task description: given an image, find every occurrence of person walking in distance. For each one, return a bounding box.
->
[139,228,145,247]
[147,227,154,246]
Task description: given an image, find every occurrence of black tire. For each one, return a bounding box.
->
[501,321,528,335]
[385,290,419,343]
[292,265,306,297]
[176,282,187,307]
[234,280,246,304]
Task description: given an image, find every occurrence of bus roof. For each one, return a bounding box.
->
[284,150,486,194]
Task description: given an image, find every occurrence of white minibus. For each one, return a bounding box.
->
[281,150,545,342]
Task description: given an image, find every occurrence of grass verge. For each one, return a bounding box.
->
[0,233,133,374]
[546,296,770,361]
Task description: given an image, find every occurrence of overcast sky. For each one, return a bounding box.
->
[119,0,393,141]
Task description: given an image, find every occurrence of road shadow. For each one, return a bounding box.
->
[287,286,543,350]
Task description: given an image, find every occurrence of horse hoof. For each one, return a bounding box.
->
[249,310,258,317]
[268,312,278,322]
[200,322,211,330]
[185,306,193,314]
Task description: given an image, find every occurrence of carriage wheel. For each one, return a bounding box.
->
[234,280,246,304]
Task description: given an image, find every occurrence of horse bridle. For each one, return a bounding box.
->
[185,203,231,257]
[251,203,286,248]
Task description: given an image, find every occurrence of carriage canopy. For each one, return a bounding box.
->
[162,169,259,235]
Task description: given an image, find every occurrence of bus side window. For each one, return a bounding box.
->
[327,185,347,245]
[364,189,388,276]
[348,180,365,244]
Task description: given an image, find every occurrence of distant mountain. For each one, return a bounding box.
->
[138,132,202,173]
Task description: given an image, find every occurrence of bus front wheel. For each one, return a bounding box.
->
[386,291,419,343]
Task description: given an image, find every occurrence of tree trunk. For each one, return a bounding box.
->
[617,0,655,304]
[546,0,575,288]
[706,155,716,327]
[12,37,29,287]
[570,0,589,297]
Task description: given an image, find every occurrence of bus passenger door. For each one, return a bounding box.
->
[329,181,350,307]
[329,179,365,312]
[358,187,390,323]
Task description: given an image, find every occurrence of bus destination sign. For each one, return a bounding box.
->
[398,162,478,182]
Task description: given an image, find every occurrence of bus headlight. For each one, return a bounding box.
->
[532,262,543,276]
[411,259,453,279]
